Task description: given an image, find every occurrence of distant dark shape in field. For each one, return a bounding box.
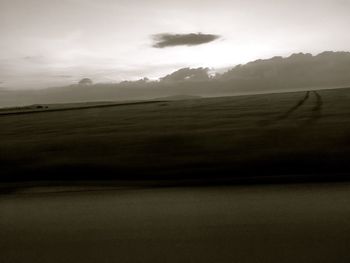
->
[155,95,202,101]
[79,78,93,85]
[152,33,220,48]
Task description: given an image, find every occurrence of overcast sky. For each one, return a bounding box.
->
[0,0,349,89]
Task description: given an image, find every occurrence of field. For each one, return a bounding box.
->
[1,87,350,183]
[2,88,350,263]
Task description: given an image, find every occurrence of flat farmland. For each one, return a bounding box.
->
[1,88,350,182]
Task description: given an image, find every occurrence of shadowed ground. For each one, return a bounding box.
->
[1,183,350,263]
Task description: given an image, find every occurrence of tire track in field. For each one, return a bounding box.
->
[259,90,323,126]
[258,91,310,126]
[312,91,323,112]
[276,91,310,120]
[304,91,323,124]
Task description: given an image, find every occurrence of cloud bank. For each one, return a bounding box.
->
[152,33,220,48]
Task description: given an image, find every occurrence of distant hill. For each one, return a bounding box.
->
[218,51,350,90]
[1,51,350,107]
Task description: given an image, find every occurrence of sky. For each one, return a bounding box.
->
[0,0,349,89]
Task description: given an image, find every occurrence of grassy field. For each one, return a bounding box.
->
[2,88,350,263]
[1,87,350,183]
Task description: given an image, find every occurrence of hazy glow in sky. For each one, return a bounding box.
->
[0,0,349,89]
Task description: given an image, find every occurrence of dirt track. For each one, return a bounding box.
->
[262,90,323,126]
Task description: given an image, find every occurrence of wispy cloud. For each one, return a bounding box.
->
[56,75,73,78]
[152,33,220,48]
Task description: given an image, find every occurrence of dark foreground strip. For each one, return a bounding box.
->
[2,172,350,195]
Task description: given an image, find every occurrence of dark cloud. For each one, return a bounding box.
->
[152,33,220,48]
